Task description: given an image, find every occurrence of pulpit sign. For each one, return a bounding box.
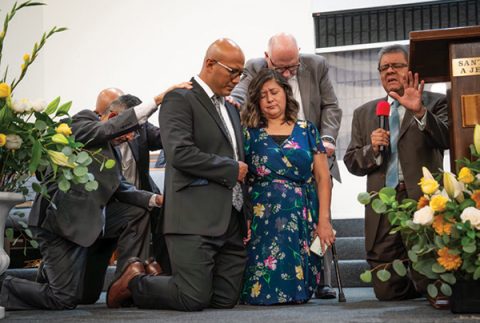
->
[452,57,480,77]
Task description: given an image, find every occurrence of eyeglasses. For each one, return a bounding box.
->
[378,63,408,73]
[213,60,244,79]
[268,57,300,74]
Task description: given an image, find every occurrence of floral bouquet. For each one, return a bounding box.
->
[0,1,114,247]
[357,126,480,300]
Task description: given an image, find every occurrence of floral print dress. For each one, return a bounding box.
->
[240,120,326,305]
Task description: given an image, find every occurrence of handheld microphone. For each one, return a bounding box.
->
[375,101,390,152]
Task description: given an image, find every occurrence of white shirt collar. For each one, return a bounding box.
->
[194,75,216,100]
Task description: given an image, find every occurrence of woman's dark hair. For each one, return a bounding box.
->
[240,68,299,128]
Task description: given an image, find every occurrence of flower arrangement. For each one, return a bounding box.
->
[357,126,480,299]
[0,1,114,246]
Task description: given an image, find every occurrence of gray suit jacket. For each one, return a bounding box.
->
[343,91,449,252]
[159,78,248,237]
[230,54,342,181]
[29,109,154,247]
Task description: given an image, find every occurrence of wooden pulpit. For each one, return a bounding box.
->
[409,25,480,172]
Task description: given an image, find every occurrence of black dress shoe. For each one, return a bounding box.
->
[316,285,337,299]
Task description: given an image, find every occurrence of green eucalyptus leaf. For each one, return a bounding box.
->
[73,166,88,177]
[34,119,47,131]
[5,228,14,241]
[18,220,28,229]
[440,283,452,297]
[360,270,372,283]
[29,239,39,248]
[62,169,73,180]
[392,259,407,277]
[372,199,387,214]
[85,180,98,192]
[357,192,371,205]
[463,244,476,254]
[62,146,73,156]
[76,151,90,164]
[105,159,116,169]
[77,174,89,184]
[24,229,33,238]
[432,262,446,273]
[473,267,480,280]
[408,250,418,262]
[58,179,70,192]
[376,269,391,282]
[427,284,438,298]
[440,273,456,285]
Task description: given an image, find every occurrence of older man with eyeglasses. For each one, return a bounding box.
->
[344,44,449,302]
[230,32,341,299]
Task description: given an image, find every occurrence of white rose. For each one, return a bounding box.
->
[413,206,434,226]
[12,98,31,113]
[460,207,480,230]
[5,134,23,150]
[31,99,47,112]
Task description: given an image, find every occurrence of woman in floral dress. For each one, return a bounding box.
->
[240,69,335,305]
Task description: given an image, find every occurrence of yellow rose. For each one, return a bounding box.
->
[419,178,439,195]
[0,133,6,147]
[55,123,72,136]
[23,53,30,62]
[458,167,474,184]
[429,195,449,212]
[0,83,11,98]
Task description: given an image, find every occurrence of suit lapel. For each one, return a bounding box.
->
[226,102,244,160]
[128,137,140,163]
[191,79,232,144]
[297,57,311,120]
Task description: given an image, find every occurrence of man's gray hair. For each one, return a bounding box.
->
[377,44,409,67]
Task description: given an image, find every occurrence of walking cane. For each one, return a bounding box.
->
[331,242,346,302]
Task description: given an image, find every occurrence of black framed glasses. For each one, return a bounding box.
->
[268,57,301,74]
[213,60,244,79]
[378,63,408,73]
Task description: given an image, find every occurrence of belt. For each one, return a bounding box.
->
[396,181,406,192]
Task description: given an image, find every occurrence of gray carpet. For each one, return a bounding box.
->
[2,288,478,323]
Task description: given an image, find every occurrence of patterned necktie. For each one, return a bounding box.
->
[212,96,243,211]
[386,100,400,188]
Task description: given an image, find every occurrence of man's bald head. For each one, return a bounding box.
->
[199,38,245,97]
[95,87,124,115]
[264,33,300,79]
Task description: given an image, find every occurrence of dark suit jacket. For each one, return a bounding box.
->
[128,122,162,193]
[29,109,154,247]
[230,54,342,181]
[159,78,247,237]
[344,91,449,252]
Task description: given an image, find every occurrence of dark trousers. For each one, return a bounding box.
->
[0,201,151,310]
[130,209,247,311]
[151,207,171,274]
[366,187,428,301]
